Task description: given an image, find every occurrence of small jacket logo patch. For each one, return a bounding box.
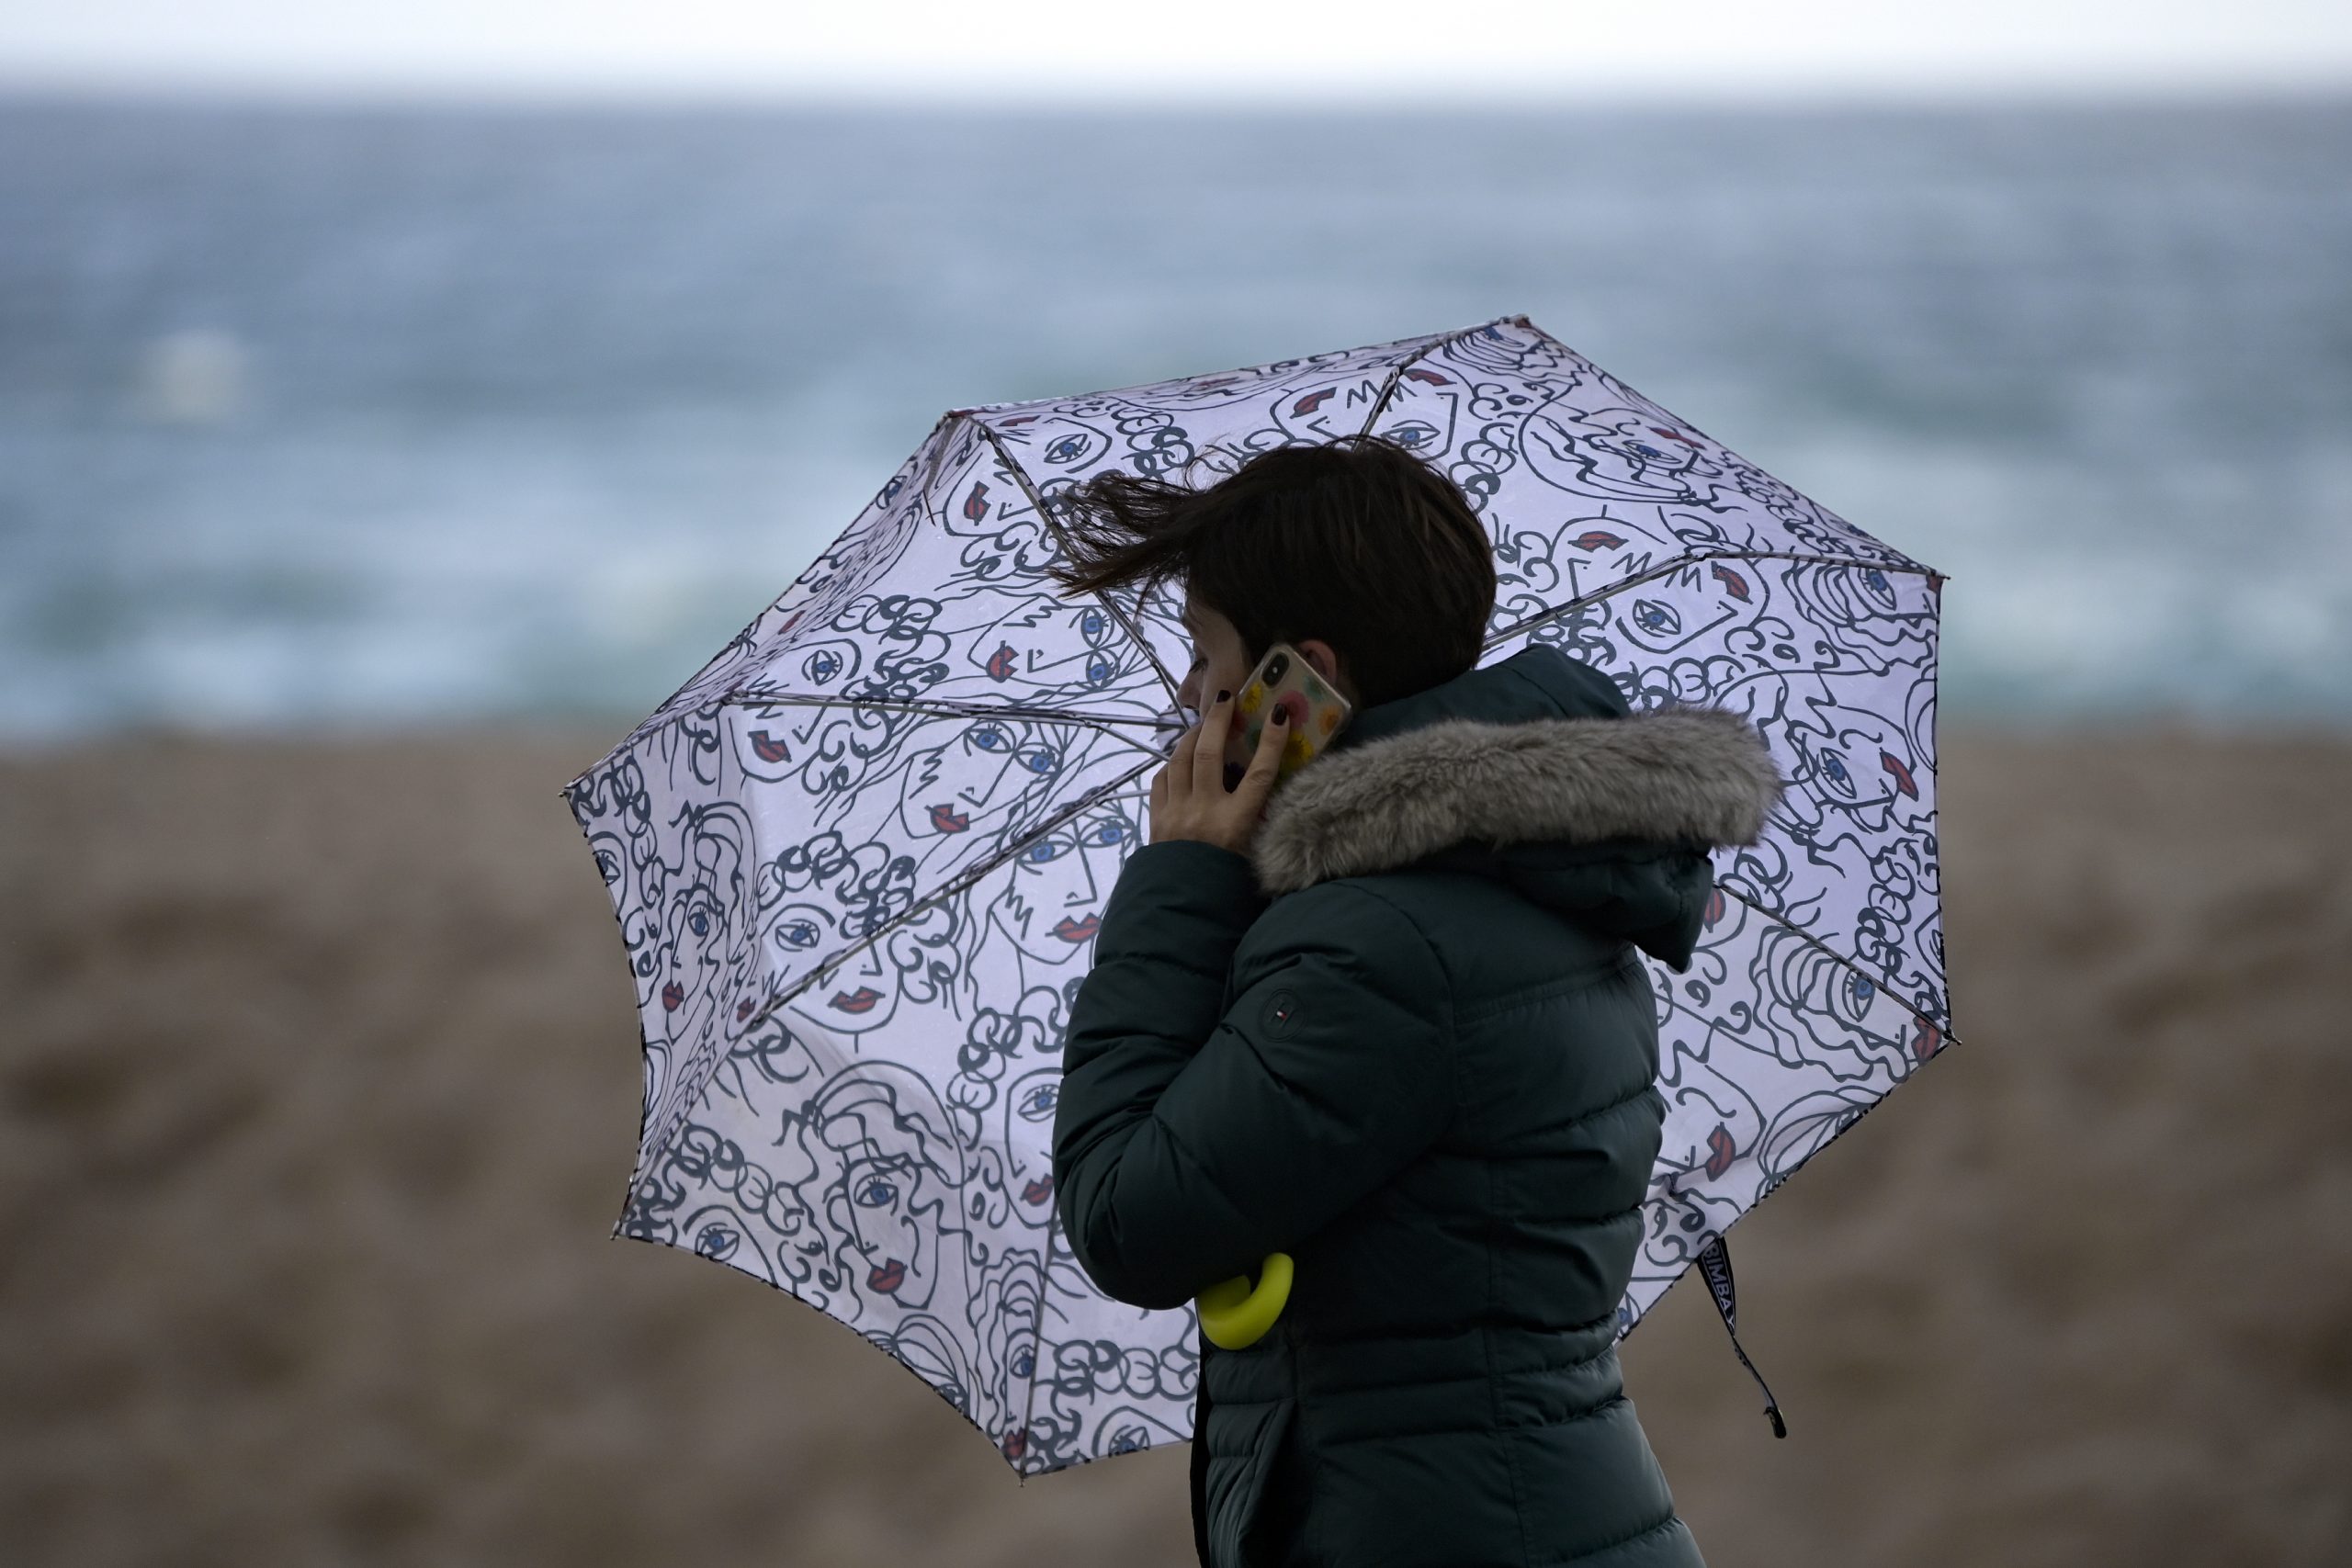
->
[1262,989,1299,1037]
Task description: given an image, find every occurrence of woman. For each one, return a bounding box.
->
[1047,435,1781,1568]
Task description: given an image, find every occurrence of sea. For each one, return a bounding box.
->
[3,91,2347,746]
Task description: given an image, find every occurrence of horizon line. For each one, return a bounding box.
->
[3,67,2349,116]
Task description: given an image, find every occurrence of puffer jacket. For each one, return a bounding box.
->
[1052,642,1783,1568]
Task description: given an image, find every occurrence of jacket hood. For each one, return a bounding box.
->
[1247,645,1785,967]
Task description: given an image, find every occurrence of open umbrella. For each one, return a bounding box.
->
[559,310,1950,1473]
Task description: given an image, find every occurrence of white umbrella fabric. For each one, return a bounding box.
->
[560,311,1950,1472]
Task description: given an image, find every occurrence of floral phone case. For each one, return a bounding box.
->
[1222,640,1353,788]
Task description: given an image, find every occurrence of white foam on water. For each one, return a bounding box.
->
[5,97,2348,740]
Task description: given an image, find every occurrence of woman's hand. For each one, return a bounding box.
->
[1148,688,1290,855]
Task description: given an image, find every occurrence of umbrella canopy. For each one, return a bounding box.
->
[560,311,1950,1475]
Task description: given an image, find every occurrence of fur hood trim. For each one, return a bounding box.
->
[1249,705,1784,897]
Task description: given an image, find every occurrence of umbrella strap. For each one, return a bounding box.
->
[1698,1235,1788,1438]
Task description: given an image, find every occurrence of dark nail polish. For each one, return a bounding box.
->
[1216,689,1230,703]
[1273,707,1289,724]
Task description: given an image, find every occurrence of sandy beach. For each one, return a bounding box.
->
[3,723,2347,1567]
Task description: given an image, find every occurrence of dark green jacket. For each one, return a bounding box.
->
[1053,644,1782,1568]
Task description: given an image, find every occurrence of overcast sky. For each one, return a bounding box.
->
[5,0,2350,102]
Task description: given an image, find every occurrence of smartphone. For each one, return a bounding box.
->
[1220,640,1353,791]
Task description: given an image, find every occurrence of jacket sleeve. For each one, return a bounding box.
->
[1051,838,1456,1311]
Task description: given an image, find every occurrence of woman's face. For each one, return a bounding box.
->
[1175,596,1255,720]
[1175,595,1354,722]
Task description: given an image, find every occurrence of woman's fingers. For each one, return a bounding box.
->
[1168,705,1199,769]
[1193,688,1235,794]
[1238,699,1289,795]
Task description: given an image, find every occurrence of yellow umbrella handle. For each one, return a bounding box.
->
[1195,1252,1294,1349]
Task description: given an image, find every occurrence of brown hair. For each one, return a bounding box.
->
[1041,434,1498,710]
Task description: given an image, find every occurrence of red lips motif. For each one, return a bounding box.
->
[750,729,789,763]
[1710,563,1751,602]
[963,480,990,523]
[1912,1020,1942,1062]
[1649,426,1701,446]
[1704,1122,1736,1180]
[831,987,881,1014]
[986,643,1017,680]
[868,1258,906,1293]
[1570,530,1625,552]
[1881,750,1919,800]
[735,998,755,1022]
[1290,389,1334,416]
[1052,915,1099,943]
[1022,1177,1053,1205]
[1402,367,1452,386]
[1703,887,1726,929]
[662,981,684,1011]
[931,803,970,832]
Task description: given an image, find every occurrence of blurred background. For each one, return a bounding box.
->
[4,4,2348,1565]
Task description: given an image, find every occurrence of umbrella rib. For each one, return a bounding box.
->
[718,751,1163,1044]
[716,690,1182,761]
[639,751,1163,1179]
[1618,1009,1963,1347]
[970,419,1186,719]
[1715,882,1957,1044]
[1619,885,1962,1346]
[952,314,1505,727]
[1486,547,1943,652]
[1354,318,1489,437]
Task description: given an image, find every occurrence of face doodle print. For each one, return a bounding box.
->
[564,313,1947,1474]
